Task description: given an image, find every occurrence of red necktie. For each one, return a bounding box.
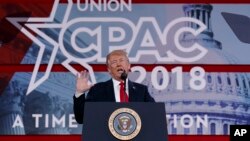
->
[119,82,129,102]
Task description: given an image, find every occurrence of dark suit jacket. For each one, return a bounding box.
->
[73,79,155,124]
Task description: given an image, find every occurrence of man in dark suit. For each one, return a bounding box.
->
[73,50,155,124]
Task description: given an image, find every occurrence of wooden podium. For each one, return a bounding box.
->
[82,102,168,141]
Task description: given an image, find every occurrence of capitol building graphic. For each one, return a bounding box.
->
[151,4,250,135]
[0,3,250,135]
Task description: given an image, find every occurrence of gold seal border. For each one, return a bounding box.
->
[108,108,142,140]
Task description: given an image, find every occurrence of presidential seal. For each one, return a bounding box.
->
[108,108,141,140]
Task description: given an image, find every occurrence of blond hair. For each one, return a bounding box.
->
[106,50,129,65]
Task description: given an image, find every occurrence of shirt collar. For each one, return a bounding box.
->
[112,78,121,87]
[112,78,128,86]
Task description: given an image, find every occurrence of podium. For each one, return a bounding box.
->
[82,102,168,141]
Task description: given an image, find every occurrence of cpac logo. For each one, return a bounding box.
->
[7,0,208,95]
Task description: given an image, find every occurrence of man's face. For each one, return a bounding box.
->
[107,54,131,81]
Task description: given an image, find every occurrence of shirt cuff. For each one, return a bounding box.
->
[75,92,84,98]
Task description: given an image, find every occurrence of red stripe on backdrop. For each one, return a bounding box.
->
[0,135,229,141]
[0,64,250,72]
[0,0,250,4]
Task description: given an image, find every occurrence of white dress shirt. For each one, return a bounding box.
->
[112,78,129,102]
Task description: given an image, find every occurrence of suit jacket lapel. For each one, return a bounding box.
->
[128,80,137,102]
[106,79,116,101]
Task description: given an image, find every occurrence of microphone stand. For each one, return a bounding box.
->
[124,79,126,95]
[121,70,127,102]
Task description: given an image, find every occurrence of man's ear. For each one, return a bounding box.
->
[107,67,111,73]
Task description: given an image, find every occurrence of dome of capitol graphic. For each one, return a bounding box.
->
[149,4,250,135]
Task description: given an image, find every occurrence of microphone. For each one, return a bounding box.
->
[120,70,127,81]
[120,70,127,101]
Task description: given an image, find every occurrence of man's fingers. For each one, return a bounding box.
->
[76,70,90,82]
[82,70,86,78]
[81,71,85,77]
[82,70,90,79]
[85,71,90,79]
